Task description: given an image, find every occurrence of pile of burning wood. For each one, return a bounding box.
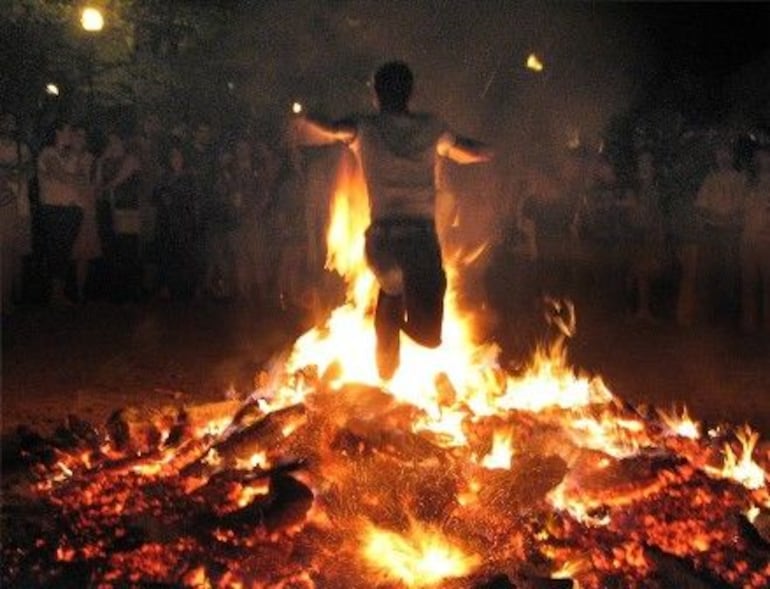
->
[3,357,770,588]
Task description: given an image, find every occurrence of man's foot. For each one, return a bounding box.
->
[376,330,400,380]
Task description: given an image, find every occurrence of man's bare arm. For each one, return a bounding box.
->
[438,133,493,164]
[292,117,357,147]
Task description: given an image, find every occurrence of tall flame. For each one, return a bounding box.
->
[284,150,611,442]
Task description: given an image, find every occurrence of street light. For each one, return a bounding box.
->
[526,53,544,73]
[81,7,104,32]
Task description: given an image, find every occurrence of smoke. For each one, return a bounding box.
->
[225,0,646,264]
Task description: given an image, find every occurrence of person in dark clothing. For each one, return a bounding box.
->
[154,143,203,300]
[293,60,492,379]
[97,130,143,302]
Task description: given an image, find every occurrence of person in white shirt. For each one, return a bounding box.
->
[294,60,492,379]
[37,120,83,304]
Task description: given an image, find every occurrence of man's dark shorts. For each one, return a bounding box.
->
[365,218,446,347]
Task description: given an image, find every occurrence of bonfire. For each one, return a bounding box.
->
[3,155,770,589]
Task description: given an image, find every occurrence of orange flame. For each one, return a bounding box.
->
[282,152,614,449]
[361,521,480,586]
[707,425,768,490]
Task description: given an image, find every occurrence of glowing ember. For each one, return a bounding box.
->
[361,521,480,586]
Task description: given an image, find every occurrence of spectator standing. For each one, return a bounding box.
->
[740,146,770,333]
[253,140,281,296]
[694,142,747,323]
[187,120,221,297]
[522,155,586,302]
[661,127,711,327]
[626,151,665,320]
[220,137,273,301]
[154,142,202,300]
[0,113,33,315]
[576,154,628,308]
[273,139,308,311]
[71,124,101,302]
[97,130,142,302]
[37,120,82,304]
[135,113,165,294]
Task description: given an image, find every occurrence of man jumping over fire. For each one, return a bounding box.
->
[294,60,492,380]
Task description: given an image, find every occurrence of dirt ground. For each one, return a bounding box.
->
[2,292,770,440]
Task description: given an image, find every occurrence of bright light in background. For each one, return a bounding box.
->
[292,101,303,115]
[81,7,104,32]
[46,83,60,96]
[526,53,544,72]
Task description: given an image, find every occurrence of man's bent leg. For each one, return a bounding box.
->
[401,232,446,348]
[375,289,404,379]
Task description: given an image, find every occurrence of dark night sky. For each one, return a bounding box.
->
[227,1,770,134]
[628,2,770,76]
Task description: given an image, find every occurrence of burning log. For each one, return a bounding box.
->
[739,510,770,551]
[106,405,180,454]
[180,403,307,478]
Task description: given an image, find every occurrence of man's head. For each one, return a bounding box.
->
[373,61,413,112]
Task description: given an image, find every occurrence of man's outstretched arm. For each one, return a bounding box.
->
[292,116,357,147]
[438,133,494,164]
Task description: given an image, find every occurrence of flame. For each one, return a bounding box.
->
[234,450,268,471]
[706,425,768,490]
[361,521,480,586]
[229,481,270,508]
[480,429,515,469]
[657,405,701,439]
[283,152,612,444]
[566,413,650,459]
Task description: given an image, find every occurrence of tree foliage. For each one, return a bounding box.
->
[3,0,234,122]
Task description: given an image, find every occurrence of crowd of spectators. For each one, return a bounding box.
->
[1,107,770,336]
[1,110,338,317]
[490,125,770,335]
